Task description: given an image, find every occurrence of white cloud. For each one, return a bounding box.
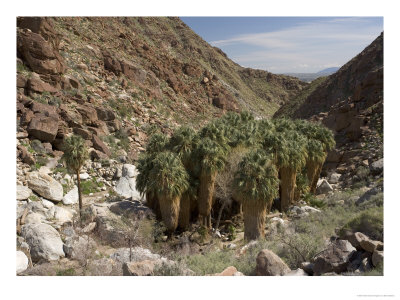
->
[210,18,382,73]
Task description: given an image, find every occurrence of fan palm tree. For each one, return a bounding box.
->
[234,149,279,240]
[168,126,198,230]
[194,137,227,228]
[136,132,169,217]
[262,127,308,212]
[62,135,88,219]
[295,120,335,193]
[147,151,189,233]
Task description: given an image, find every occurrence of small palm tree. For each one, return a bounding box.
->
[234,149,279,240]
[62,135,88,219]
[148,151,189,233]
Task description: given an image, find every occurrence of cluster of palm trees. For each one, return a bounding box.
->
[136,112,335,240]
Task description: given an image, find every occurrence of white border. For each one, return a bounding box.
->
[1,1,399,299]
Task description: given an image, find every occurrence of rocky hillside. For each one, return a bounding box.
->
[275,33,383,188]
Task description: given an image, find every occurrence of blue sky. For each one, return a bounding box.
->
[180,17,383,73]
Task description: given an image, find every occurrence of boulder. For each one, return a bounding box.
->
[93,204,132,247]
[312,240,356,275]
[18,145,35,165]
[300,262,314,275]
[356,186,382,206]
[122,259,157,276]
[24,212,46,224]
[109,247,161,264]
[21,223,65,262]
[62,185,78,205]
[16,251,29,274]
[115,177,142,200]
[360,239,384,253]
[30,101,58,118]
[122,164,138,178]
[90,149,108,161]
[42,199,54,209]
[372,250,384,267]
[344,232,370,250]
[370,158,383,175]
[214,266,241,276]
[255,249,291,276]
[82,222,96,233]
[27,171,63,202]
[46,206,74,225]
[27,115,59,142]
[92,135,111,156]
[316,179,333,195]
[284,268,308,276]
[73,127,92,140]
[102,50,122,75]
[95,107,116,121]
[86,258,119,276]
[76,105,98,125]
[328,172,341,184]
[63,235,97,259]
[17,185,32,200]
[109,200,153,220]
[114,164,143,200]
[17,29,65,75]
[27,75,58,93]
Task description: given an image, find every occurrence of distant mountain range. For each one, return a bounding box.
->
[283,67,340,82]
[317,67,340,74]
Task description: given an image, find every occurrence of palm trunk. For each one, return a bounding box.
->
[309,161,323,194]
[178,192,191,231]
[280,166,296,212]
[215,200,226,231]
[306,160,318,194]
[158,194,180,233]
[293,187,301,204]
[243,199,267,240]
[146,192,161,220]
[198,171,216,228]
[76,170,83,220]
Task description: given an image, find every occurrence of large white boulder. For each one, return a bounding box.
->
[62,185,79,205]
[114,164,143,200]
[122,164,138,178]
[27,171,63,202]
[115,177,142,200]
[21,223,65,262]
[47,206,74,225]
[316,179,333,195]
[17,185,32,200]
[16,251,29,274]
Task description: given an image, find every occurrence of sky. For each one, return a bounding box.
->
[180,17,383,73]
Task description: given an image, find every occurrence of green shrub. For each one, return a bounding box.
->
[184,249,236,275]
[306,194,327,208]
[56,268,75,276]
[153,261,191,276]
[80,178,103,195]
[340,206,383,241]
